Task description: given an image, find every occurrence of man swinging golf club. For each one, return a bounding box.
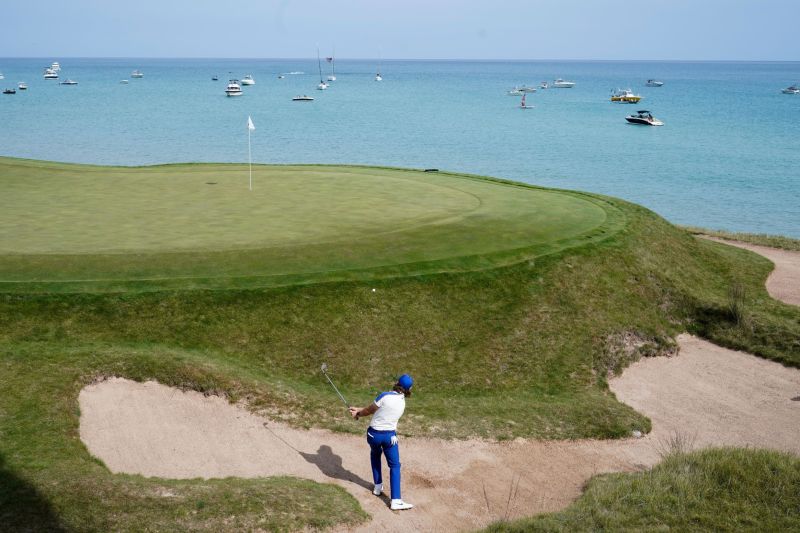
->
[348,374,415,511]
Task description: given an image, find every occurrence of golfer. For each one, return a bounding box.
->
[349,374,414,511]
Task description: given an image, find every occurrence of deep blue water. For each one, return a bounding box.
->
[1,58,798,236]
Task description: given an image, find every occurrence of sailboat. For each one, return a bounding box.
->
[375,50,383,81]
[519,93,534,109]
[326,48,337,81]
[316,48,328,90]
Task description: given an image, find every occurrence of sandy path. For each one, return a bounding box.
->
[79,335,800,532]
[703,237,800,306]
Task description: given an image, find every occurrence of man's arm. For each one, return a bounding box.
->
[349,402,378,419]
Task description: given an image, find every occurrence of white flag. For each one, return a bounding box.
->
[247,116,255,131]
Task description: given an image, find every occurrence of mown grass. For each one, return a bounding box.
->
[484,447,800,532]
[0,161,799,530]
[683,226,800,251]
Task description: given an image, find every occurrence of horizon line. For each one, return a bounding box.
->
[2,56,799,63]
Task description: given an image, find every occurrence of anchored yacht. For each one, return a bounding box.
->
[241,74,255,85]
[225,80,243,96]
[553,78,575,88]
[611,88,642,104]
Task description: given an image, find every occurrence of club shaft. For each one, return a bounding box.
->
[322,370,349,407]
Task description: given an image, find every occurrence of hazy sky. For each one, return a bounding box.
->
[2,0,797,60]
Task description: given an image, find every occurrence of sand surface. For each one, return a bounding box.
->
[704,237,800,306]
[79,335,800,532]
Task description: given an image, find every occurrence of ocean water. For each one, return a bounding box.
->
[1,58,798,237]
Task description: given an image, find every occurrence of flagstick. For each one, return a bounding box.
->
[248,125,252,191]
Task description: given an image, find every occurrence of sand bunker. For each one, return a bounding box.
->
[704,237,800,306]
[79,335,800,533]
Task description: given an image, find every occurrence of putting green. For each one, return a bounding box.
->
[0,158,625,292]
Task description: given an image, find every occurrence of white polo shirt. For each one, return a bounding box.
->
[369,391,406,431]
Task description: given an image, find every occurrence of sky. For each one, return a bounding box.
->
[1,0,797,61]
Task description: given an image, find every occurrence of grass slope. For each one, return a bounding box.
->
[484,448,800,532]
[0,159,798,530]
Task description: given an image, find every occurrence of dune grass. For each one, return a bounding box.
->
[0,159,798,530]
[484,448,800,532]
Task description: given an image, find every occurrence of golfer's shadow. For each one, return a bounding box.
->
[299,445,373,491]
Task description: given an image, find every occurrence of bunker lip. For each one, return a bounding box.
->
[79,335,800,533]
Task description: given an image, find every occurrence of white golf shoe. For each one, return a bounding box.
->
[390,499,414,511]
[373,483,383,496]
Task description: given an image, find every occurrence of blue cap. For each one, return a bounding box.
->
[397,374,414,390]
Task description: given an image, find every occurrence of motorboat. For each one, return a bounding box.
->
[508,89,523,96]
[0,73,4,80]
[277,74,285,79]
[519,93,534,109]
[18,82,27,90]
[131,70,144,78]
[782,85,800,94]
[51,62,61,71]
[518,85,537,93]
[625,110,663,126]
[225,80,243,96]
[611,88,642,103]
[646,79,664,87]
[3,88,15,95]
[120,80,129,84]
[241,74,255,85]
[212,75,219,81]
[375,73,383,82]
[44,68,59,80]
[553,78,575,88]
[540,81,549,89]
[292,95,314,101]
[60,79,78,85]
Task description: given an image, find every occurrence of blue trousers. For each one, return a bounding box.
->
[367,428,401,499]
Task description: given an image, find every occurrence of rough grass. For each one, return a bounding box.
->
[483,448,800,532]
[683,226,800,251]
[0,160,799,530]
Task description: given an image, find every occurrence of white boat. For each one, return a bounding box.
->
[131,70,144,78]
[18,82,28,90]
[241,74,255,85]
[225,80,243,96]
[625,110,663,126]
[292,95,314,101]
[519,93,534,109]
[44,68,59,80]
[0,73,4,80]
[51,62,61,71]
[277,74,285,79]
[376,51,383,81]
[782,85,800,94]
[316,48,328,90]
[540,81,549,89]
[326,49,337,81]
[553,78,575,88]
[646,79,664,87]
[119,80,129,84]
[60,79,78,85]
[508,89,523,96]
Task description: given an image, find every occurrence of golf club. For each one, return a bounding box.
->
[321,363,350,408]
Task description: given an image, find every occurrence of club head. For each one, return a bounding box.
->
[321,363,328,372]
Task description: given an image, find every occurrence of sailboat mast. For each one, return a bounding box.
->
[317,47,323,83]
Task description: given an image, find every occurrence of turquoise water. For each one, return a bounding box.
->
[1,58,798,237]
